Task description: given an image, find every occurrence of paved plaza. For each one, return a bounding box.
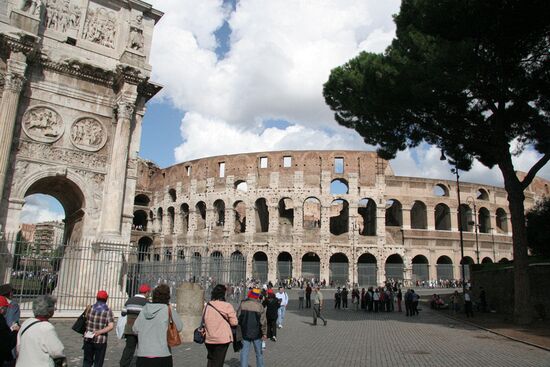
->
[48,290,550,367]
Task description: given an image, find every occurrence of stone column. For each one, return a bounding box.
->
[402,206,411,230]
[427,206,435,230]
[100,92,137,239]
[0,53,27,199]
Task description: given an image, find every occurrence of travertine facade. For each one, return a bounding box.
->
[0,0,162,302]
[131,151,549,285]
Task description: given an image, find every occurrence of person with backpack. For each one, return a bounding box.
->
[238,288,267,367]
[263,289,280,341]
[119,284,150,367]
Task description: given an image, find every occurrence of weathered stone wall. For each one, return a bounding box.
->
[471,263,550,319]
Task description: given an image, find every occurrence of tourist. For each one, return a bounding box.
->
[450,290,460,313]
[0,296,18,366]
[133,284,183,367]
[360,288,366,310]
[312,286,327,326]
[298,286,305,309]
[0,284,19,366]
[373,288,380,312]
[305,284,312,308]
[83,290,115,367]
[203,284,238,367]
[405,289,413,316]
[334,287,341,309]
[351,287,360,311]
[16,295,64,367]
[238,288,267,367]
[464,289,474,317]
[120,284,151,367]
[411,290,420,315]
[341,287,349,309]
[396,288,402,312]
[263,289,280,341]
[275,287,288,328]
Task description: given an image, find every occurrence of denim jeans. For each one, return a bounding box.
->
[240,339,264,367]
[277,306,286,326]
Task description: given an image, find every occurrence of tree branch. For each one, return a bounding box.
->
[521,152,550,190]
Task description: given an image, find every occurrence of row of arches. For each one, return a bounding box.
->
[133,195,509,236]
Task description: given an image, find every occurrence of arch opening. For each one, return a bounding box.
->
[411,255,429,282]
[330,178,349,195]
[253,251,268,282]
[134,194,150,206]
[301,252,320,283]
[255,198,269,233]
[213,199,225,227]
[410,201,427,229]
[233,201,246,233]
[436,255,454,280]
[278,198,294,236]
[195,201,206,230]
[435,203,451,230]
[358,198,376,235]
[357,253,377,286]
[303,197,321,229]
[385,199,403,227]
[133,210,148,231]
[329,253,349,286]
[385,254,404,282]
[277,252,293,281]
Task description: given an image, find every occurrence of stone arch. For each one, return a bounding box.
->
[303,197,321,229]
[385,199,403,227]
[233,201,246,233]
[461,256,475,281]
[213,199,225,227]
[436,255,453,280]
[434,203,451,230]
[385,254,404,282]
[478,207,491,233]
[358,198,376,235]
[137,236,152,262]
[156,207,163,232]
[13,169,90,243]
[459,203,473,232]
[195,201,206,230]
[209,251,224,283]
[410,201,427,229]
[329,252,349,286]
[277,251,293,280]
[433,183,449,197]
[481,257,493,264]
[180,203,189,232]
[278,198,294,235]
[411,254,429,281]
[133,209,148,231]
[230,251,246,283]
[168,188,177,202]
[330,178,349,194]
[496,208,508,233]
[167,206,175,233]
[330,199,349,235]
[134,194,150,206]
[252,251,268,282]
[235,180,248,192]
[499,257,510,263]
[255,198,269,233]
[301,252,320,282]
[477,188,489,201]
[357,253,377,286]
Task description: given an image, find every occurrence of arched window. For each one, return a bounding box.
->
[213,200,225,227]
[329,253,349,286]
[196,201,206,230]
[385,254,404,281]
[411,255,429,281]
[255,198,269,232]
[330,199,349,235]
[278,198,294,234]
[235,180,248,192]
[180,203,189,232]
[477,188,489,201]
[167,207,175,233]
[133,210,147,231]
[156,207,163,232]
[168,188,177,202]
[358,198,376,235]
[385,199,402,227]
[434,203,451,230]
[357,253,377,286]
[458,204,473,232]
[410,201,427,229]
[478,207,491,233]
[134,194,150,206]
[233,201,246,233]
[330,179,349,195]
[496,208,508,233]
[433,184,449,197]
[303,197,321,229]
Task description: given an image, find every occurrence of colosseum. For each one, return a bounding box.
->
[131,150,549,287]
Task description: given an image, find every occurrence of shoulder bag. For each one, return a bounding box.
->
[193,303,208,344]
[71,305,91,334]
[167,306,182,347]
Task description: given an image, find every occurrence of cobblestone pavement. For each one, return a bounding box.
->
[51,292,550,367]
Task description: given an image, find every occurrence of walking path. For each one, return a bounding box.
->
[50,290,550,367]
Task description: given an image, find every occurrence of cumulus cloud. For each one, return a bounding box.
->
[147,0,549,188]
[20,194,64,224]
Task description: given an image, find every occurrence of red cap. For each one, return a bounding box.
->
[267,289,274,294]
[0,296,8,307]
[138,284,151,293]
[96,290,108,300]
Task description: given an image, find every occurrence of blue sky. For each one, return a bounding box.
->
[21,0,549,223]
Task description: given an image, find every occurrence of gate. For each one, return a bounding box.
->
[385,264,404,282]
[329,262,348,286]
[252,261,268,282]
[301,261,320,282]
[277,261,292,281]
[436,264,454,280]
[357,264,377,286]
[412,264,429,282]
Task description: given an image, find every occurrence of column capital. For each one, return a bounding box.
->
[4,72,26,92]
[116,101,135,120]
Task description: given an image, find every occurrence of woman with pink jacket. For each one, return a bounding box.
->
[203,284,238,367]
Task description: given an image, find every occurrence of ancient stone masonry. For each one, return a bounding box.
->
[131,151,549,286]
[0,0,163,304]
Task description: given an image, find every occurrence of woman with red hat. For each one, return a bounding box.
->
[82,290,114,367]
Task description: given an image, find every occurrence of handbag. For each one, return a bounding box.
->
[115,314,127,340]
[53,357,68,367]
[71,305,91,334]
[193,304,208,344]
[167,306,182,347]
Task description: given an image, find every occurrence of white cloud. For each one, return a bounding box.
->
[146,0,549,189]
[20,194,64,224]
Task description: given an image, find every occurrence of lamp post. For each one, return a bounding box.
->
[466,197,480,264]
[440,152,467,296]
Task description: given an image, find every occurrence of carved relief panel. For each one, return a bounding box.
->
[81,2,118,49]
[42,0,84,37]
[22,106,64,143]
[70,117,107,152]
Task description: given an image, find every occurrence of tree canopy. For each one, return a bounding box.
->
[526,197,550,258]
[324,0,550,323]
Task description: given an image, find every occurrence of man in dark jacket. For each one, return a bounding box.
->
[262,289,280,341]
[238,288,267,367]
[0,296,18,366]
[119,284,150,367]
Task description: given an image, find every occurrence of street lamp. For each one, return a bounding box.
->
[466,197,480,264]
[440,152,467,296]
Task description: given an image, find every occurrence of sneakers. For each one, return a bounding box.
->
[323,320,327,326]
[271,336,277,342]
[277,324,282,329]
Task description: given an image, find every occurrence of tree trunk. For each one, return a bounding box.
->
[500,166,531,324]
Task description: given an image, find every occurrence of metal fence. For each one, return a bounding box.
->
[329,262,349,286]
[412,264,429,282]
[0,234,248,311]
[357,264,377,286]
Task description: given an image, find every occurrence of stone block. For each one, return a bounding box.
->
[10,10,39,34]
[176,282,204,343]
